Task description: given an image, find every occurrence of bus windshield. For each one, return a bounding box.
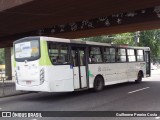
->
[14,40,40,61]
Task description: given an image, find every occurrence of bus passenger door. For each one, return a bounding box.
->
[71,47,87,90]
[145,51,151,77]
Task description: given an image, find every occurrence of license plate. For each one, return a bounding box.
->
[26,81,31,85]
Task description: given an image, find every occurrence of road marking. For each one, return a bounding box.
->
[128,87,150,94]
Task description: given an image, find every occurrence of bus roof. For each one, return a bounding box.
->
[15,36,150,50]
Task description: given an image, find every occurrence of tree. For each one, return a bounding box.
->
[82,35,113,43]
[138,30,160,61]
[112,33,134,45]
[0,48,4,64]
[82,33,135,45]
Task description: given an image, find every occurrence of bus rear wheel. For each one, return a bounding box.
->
[135,72,143,83]
[93,76,104,92]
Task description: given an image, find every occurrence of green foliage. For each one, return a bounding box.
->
[112,33,135,45]
[138,30,160,60]
[82,33,135,45]
[82,36,113,43]
[0,48,4,64]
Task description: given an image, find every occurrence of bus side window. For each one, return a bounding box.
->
[89,46,102,63]
[127,49,136,62]
[104,47,110,62]
[104,47,116,63]
[137,50,144,61]
[91,55,97,63]
[52,56,57,63]
[89,56,95,63]
[56,56,64,63]
[117,48,126,62]
[116,56,120,62]
[48,43,69,64]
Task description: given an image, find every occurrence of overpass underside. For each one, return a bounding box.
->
[0,0,160,47]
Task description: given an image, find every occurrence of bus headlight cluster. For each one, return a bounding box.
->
[40,68,45,84]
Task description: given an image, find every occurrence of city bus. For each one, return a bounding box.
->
[13,36,150,92]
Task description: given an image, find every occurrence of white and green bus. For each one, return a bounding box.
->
[13,36,151,92]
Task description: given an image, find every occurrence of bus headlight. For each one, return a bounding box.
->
[40,68,45,84]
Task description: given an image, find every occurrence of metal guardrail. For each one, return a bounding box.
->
[0,73,28,97]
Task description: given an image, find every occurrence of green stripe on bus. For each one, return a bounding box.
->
[39,40,52,66]
[13,59,16,68]
[88,70,94,77]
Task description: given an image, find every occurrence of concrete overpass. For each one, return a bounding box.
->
[0,0,160,79]
[0,0,160,47]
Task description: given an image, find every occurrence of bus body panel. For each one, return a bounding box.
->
[46,65,74,92]
[127,63,138,81]
[15,60,41,86]
[16,64,74,92]
[16,81,50,92]
[116,63,128,82]
[88,62,146,88]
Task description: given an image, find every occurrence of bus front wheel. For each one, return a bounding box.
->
[93,76,104,92]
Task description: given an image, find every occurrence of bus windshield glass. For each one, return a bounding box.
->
[14,40,40,61]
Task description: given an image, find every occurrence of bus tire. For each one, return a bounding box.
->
[93,75,104,92]
[135,71,143,83]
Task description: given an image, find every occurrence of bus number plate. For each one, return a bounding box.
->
[26,81,31,85]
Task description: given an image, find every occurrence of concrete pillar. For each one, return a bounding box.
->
[4,47,12,80]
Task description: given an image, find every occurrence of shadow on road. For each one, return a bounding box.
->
[20,80,158,102]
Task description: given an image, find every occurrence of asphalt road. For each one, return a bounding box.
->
[0,70,160,120]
